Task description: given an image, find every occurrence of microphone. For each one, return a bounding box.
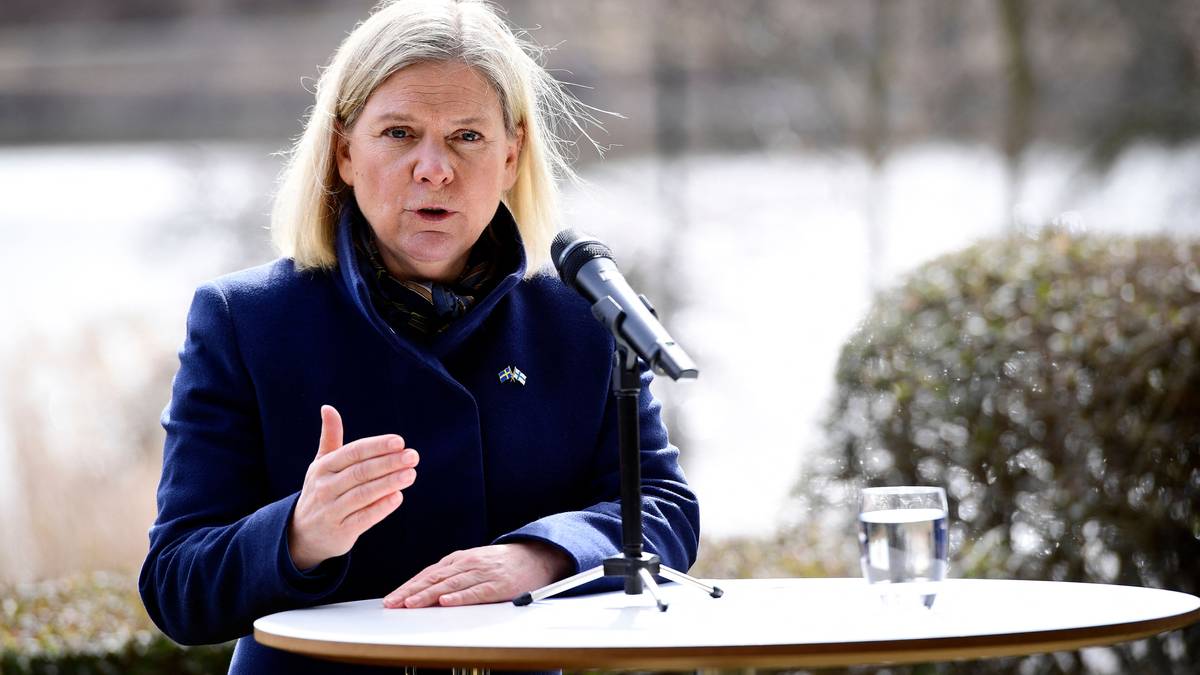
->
[552,229,698,380]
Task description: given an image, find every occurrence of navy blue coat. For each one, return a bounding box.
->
[138,211,701,674]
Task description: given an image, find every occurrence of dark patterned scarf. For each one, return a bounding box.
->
[350,203,518,339]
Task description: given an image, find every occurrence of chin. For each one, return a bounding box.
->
[413,253,469,279]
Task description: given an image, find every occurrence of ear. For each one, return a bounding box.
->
[335,122,355,188]
[502,123,525,192]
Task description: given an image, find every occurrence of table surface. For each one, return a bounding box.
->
[253,578,1200,669]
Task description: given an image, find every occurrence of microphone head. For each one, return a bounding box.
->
[551,229,615,286]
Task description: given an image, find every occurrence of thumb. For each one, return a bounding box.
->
[316,404,344,457]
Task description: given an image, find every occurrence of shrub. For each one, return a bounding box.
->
[803,229,1200,674]
[0,572,233,675]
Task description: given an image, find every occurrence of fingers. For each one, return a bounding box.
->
[385,557,458,607]
[335,463,418,517]
[383,549,508,609]
[316,405,344,457]
[314,405,414,474]
[408,576,502,608]
[341,489,405,535]
[385,568,479,609]
[293,407,420,570]
[309,416,419,531]
[322,435,411,473]
[404,571,487,608]
[382,544,572,610]
[333,449,418,498]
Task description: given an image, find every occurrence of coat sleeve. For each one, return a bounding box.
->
[138,283,349,645]
[493,361,701,587]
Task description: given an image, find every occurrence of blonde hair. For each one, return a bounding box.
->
[271,0,601,276]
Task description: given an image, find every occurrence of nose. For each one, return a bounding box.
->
[412,138,453,186]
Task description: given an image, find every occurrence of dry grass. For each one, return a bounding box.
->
[0,316,175,584]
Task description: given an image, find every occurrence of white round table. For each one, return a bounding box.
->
[252,578,1200,669]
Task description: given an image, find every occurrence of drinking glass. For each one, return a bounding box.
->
[858,485,949,609]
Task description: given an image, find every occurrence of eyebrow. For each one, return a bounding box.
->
[373,113,488,126]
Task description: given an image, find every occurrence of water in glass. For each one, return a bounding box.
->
[858,487,948,608]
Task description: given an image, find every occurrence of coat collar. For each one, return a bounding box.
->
[334,199,528,364]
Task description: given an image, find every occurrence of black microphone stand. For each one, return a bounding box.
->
[513,338,723,612]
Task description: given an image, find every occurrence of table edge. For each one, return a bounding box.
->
[252,604,1200,669]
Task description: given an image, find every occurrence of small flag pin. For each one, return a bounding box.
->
[498,366,527,386]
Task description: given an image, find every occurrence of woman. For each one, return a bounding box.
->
[137,1,701,673]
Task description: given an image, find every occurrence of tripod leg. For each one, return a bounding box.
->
[637,568,669,612]
[657,566,725,598]
[512,565,606,606]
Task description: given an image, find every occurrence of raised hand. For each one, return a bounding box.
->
[287,405,419,571]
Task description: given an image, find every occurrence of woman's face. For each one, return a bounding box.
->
[337,61,523,283]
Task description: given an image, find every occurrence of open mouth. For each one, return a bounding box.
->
[415,208,453,221]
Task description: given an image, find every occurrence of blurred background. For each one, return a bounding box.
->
[1,1,1197,673]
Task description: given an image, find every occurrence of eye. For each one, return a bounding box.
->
[459,130,482,142]
[384,127,410,140]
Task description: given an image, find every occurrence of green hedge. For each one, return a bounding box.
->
[804,229,1199,674]
[0,572,232,675]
